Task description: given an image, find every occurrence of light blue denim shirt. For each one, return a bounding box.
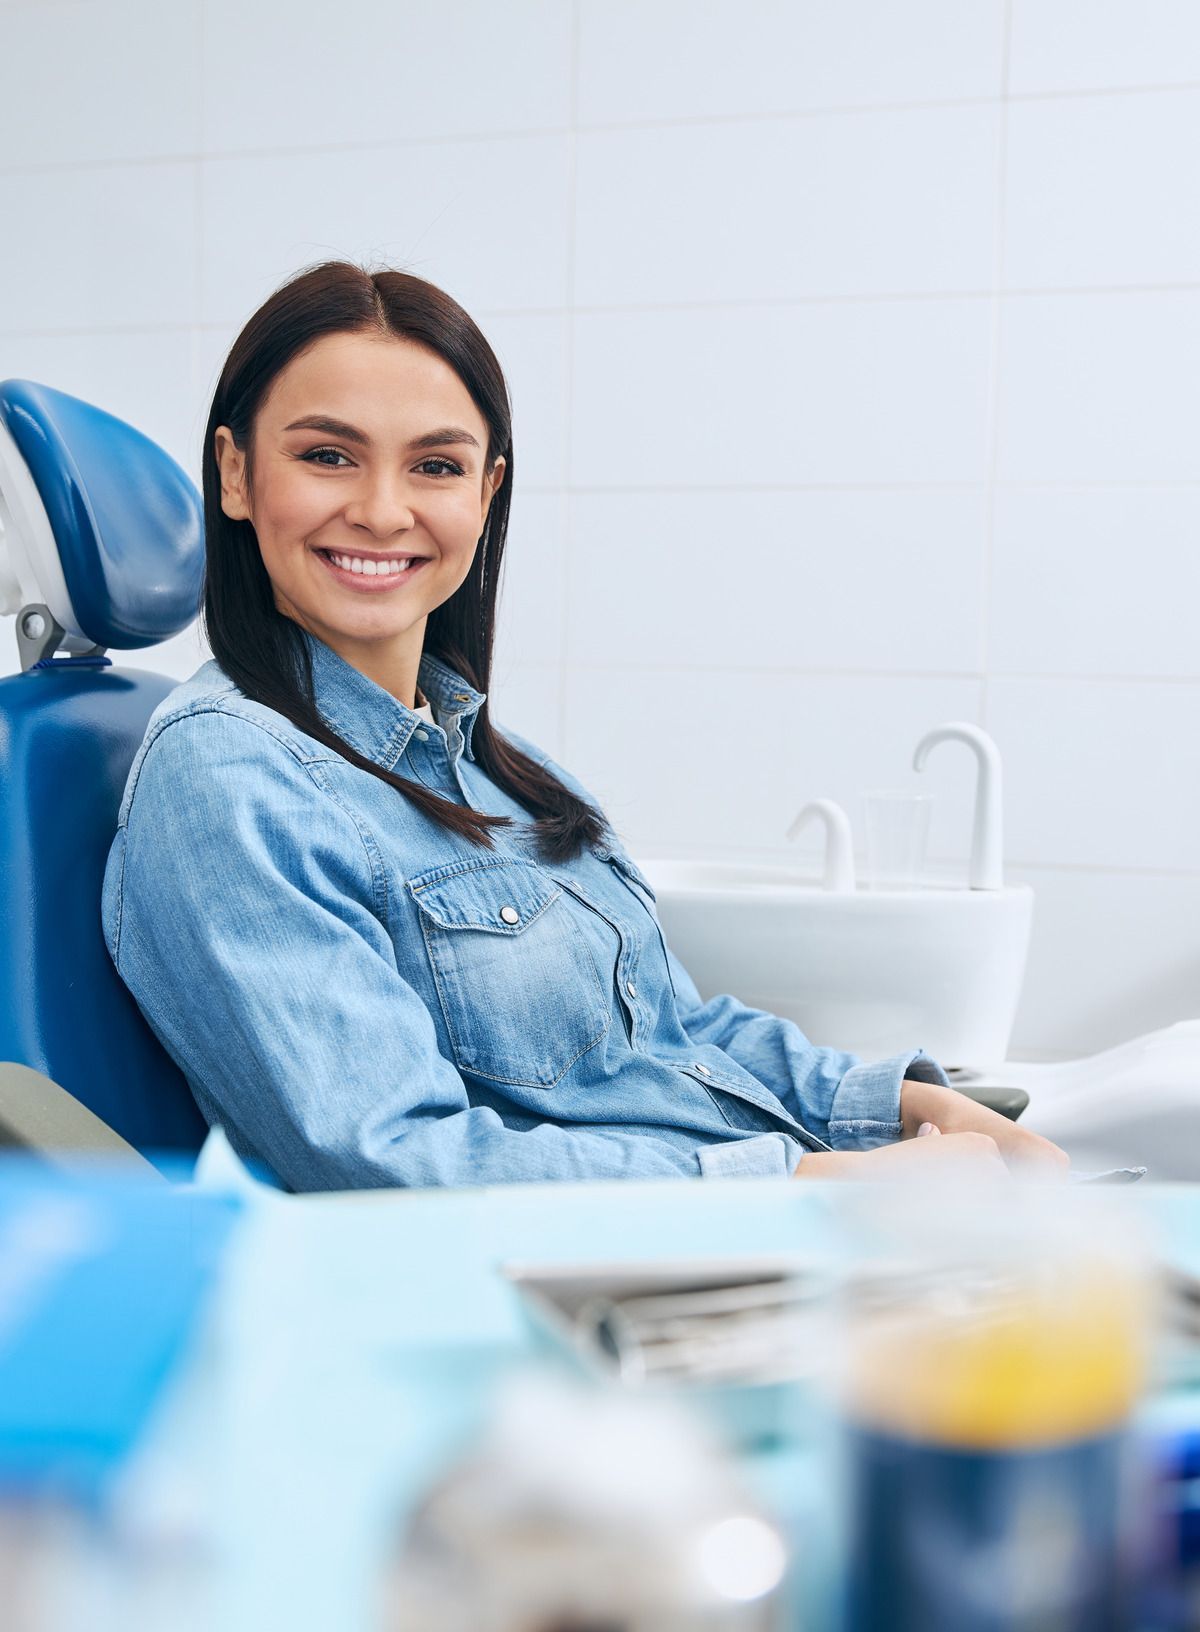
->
[101,632,948,1191]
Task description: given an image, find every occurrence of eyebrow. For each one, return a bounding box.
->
[282,414,481,452]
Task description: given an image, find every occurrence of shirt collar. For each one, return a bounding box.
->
[300,630,487,770]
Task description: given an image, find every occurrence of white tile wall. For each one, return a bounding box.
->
[1004,90,1200,289]
[574,105,1000,305]
[0,163,198,332]
[1008,0,1200,95]
[489,662,564,761]
[200,134,572,326]
[1007,866,1200,1058]
[989,679,1200,873]
[571,301,995,488]
[577,0,1006,121]
[0,0,1195,1059]
[201,0,573,151]
[494,491,569,672]
[990,487,1200,678]
[567,488,987,674]
[995,292,1200,483]
[474,313,571,490]
[0,1,201,167]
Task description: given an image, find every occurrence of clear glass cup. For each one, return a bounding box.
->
[862,792,933,891]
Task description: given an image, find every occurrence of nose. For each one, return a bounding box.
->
[343,469,416,541]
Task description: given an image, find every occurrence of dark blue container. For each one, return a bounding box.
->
[1139,1427,1200,1630]
[842,1423,1132,1632]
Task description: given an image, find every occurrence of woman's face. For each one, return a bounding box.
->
[213,330,505,698]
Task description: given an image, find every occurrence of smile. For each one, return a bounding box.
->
[315,549,431,589]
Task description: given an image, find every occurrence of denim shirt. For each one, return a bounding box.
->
[101,632,948,1192]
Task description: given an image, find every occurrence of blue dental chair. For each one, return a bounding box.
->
[0,379,209,1175]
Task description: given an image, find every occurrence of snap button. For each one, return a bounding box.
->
[693,1063,712,1076]
[499,905,520,925]
[414,729,430,743]
[625,979,637,999]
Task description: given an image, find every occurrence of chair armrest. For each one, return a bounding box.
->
[951,1081,1030,1123]
[0,1061,165,1178]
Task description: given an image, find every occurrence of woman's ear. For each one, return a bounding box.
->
[480,455,506,527]
[214,426,252,522]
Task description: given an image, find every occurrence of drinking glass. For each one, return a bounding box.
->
[862,792,933,891]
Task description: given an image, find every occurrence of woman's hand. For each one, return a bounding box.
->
[898,1078,1069,1176]
[793,1130,1010,1181]
[793,1079,1070,1181]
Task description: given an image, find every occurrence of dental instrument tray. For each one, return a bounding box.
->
[501,1254,829,1447]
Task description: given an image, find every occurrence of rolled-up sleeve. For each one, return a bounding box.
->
[103,714,717,1192]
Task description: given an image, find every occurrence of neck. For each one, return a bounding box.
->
[283,607,428,709]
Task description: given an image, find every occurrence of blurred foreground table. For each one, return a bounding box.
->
[129,1171,1200,1631]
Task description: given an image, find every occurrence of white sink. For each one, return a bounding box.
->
[638,859,1034,1072]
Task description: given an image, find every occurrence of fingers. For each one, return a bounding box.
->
[993,1123,1071,1177]
[944,1131,1007,1174]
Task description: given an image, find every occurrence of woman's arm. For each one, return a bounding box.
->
[667,952,1067,1173]
[484,734,1067,1174]
[663,942,946,1150]
[103,712,742,1192]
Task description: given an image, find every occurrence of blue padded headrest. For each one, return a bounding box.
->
[0,380,204,649]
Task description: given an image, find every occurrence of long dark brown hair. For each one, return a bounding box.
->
[200,260,604,862]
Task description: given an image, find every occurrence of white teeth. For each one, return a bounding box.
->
[327,552,417,577]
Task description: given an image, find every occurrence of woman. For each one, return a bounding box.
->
[101,262,1066,1191]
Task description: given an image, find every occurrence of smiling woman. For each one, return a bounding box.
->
[100,259,1067,1194]
[199,262,603,863]
[214,336,500,698]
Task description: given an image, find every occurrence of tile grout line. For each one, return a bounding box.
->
[552,660,1200,685]
[978,0,1014,736]
[4,76,1200,177]
[8,282,1200,346]
[557,0,582,760]
[192,0,206,479]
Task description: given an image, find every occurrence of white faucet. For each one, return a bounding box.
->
[912,722,1004,891]
[786,799,856,893]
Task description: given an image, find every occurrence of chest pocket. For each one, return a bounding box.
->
[407,857,610,1088]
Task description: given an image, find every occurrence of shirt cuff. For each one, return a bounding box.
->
[697,1132,802,1179]
[826,1048,950,1150]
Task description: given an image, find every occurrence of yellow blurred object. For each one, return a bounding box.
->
[846,1254,1151,1449]
[835,1187,1157,1632]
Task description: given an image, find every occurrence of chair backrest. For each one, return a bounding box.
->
[0,379,209,1158]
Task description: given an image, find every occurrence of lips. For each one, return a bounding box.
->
[315,549,432,590]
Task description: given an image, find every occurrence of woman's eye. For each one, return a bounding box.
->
[300,446,352,468]
[416,457,465,478]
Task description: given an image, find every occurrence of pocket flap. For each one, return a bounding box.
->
[407,858,562,934]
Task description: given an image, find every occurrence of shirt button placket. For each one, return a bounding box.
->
[620,967,640,1043]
